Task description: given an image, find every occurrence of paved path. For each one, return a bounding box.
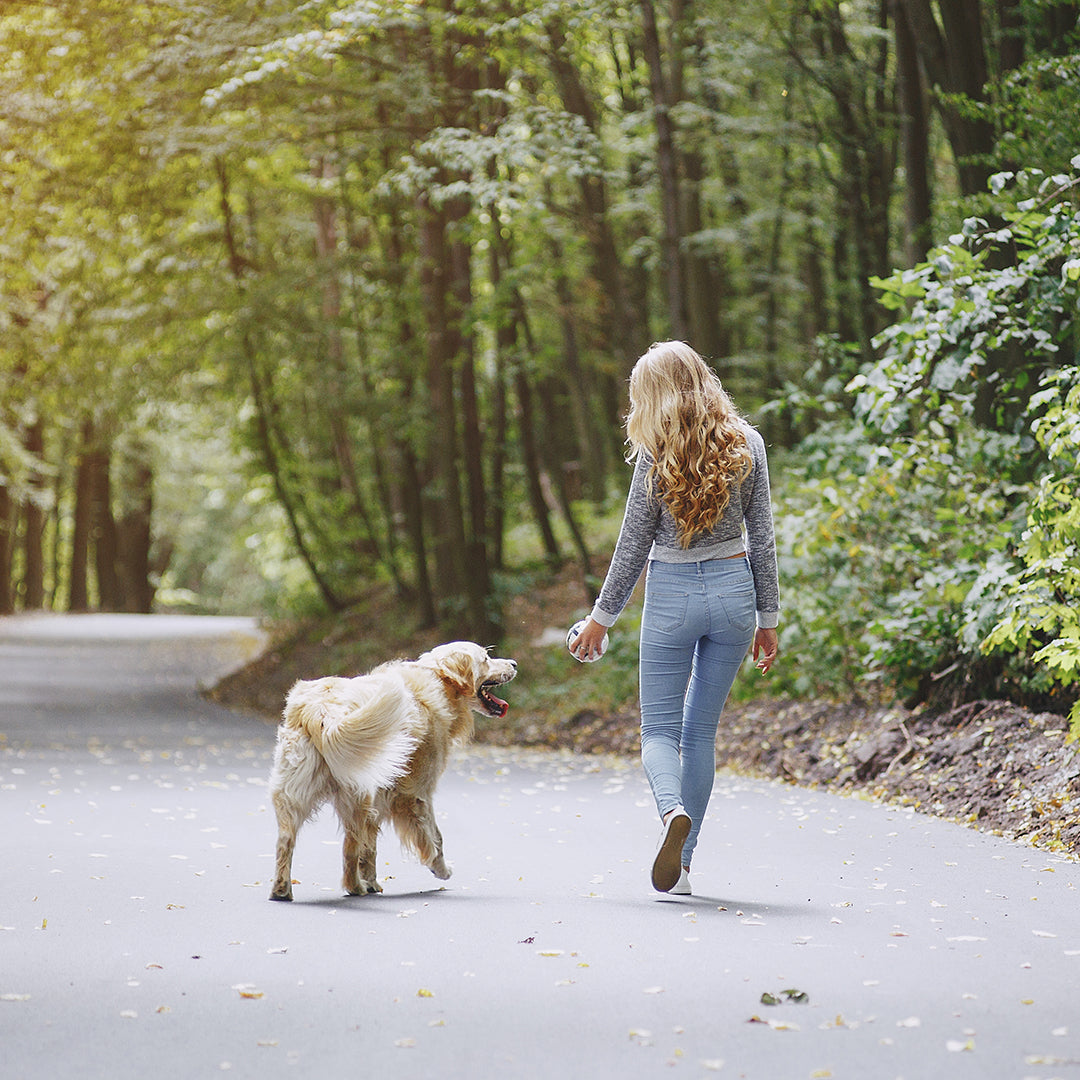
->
[3,614,1079,1080]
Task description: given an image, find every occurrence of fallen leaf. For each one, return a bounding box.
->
[946,1039,975,1052]
[747,1015,800,1031]
[1,994,31,1002]
[416,988,434,998]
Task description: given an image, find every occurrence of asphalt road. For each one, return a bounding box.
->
[3,613,1080,1080]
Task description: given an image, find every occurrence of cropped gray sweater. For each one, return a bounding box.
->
[590,422,780,629]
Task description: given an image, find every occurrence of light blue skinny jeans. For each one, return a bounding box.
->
[639,557,756,868]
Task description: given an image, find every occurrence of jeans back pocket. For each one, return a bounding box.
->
[644,584,689,634]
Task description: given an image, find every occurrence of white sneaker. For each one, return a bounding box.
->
[652,807,691,892]
[669,868,691,895]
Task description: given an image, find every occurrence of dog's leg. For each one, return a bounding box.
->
[391,796,452,880]
[337,790,382,896]
[270,789,304,901]
[268,730,325,901]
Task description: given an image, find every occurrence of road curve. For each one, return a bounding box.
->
[3,614,1079,1080]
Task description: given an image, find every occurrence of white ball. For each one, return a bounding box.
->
[566,619,609,663]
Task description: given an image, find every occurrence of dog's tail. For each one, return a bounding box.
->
[283,674,418,794]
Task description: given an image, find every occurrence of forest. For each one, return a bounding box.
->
[1,0,1078,730]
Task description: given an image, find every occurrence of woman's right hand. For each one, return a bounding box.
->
[753,627,779,674]
[570,618,608,662]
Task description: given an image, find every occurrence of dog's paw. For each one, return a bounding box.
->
[269,888,293,902]
[429,858,452,881]
[345,879,383,896]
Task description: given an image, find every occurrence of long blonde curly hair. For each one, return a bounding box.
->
[625,341,752,547]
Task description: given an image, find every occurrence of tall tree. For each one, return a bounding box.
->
[898,0,997,195]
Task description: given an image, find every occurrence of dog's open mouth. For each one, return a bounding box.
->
[478,680,510,718]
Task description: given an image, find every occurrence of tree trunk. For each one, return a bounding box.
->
[485,207,517,574]
[640,0,689,340]
[0,484,12,615]
[798,204,828,347]
[90,442,121,611]
[315,155,395,580]
[69,418,94,612]
[378,176,437,625]
[451,229,496,641]
[899,0,996,195]
[807,0,894,357]
[535,374,596,601]
[996,0,1024,75]
[417,191,470,626]
[545,19,644,371]
[538,181,608,503]
[414,6,497,642]
[22,417,46,609]
[369,101,437,619]
[116,445,154,613]
[513,368,562,569]
[761,91,795,449]
[893,0,933,266]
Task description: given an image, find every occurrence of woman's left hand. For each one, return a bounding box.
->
[753,627,779,675]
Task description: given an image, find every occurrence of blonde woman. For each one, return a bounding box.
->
[570,342,780,895]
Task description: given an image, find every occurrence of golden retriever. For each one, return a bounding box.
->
[268,641,517,901]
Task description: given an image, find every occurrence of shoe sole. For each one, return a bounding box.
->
[652,813,691,892]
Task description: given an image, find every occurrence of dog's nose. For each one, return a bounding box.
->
[509,660,518,670]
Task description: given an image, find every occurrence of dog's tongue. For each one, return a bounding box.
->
[489,694,509,718]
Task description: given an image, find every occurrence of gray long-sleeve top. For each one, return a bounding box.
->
[589,422,780,629]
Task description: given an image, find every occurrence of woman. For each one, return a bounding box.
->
[570,341,780,895]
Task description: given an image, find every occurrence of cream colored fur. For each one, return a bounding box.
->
[268,641,516,901]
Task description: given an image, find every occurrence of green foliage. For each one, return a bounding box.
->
[983,366,1080,734]
[772,161,1080,721]
[768,420,1023,702]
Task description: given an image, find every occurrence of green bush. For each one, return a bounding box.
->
[771,163,1080,726]
[983,366,1080,733]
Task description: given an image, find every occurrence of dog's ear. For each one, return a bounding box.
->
[434,649,481,696]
